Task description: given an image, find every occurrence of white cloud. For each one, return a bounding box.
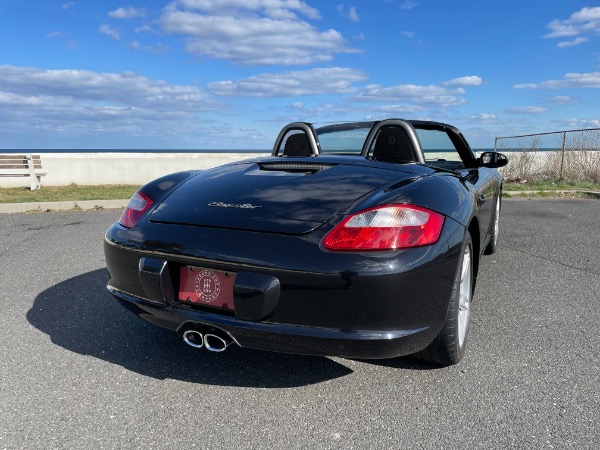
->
[207,67,367,97]
[108,6,147,19]
[549,96,578,104]
[400,1,417,10]
[376,104,425,114]
[135,24,154,33]
[260,8,299,20]
[0,92,65,107]
[61,2,75,10]
[46,31,65,39]
[363,83,449,94]
[271,101,429,122]
[160,0,357,66]
[129,41,169,54]
[147,43,169,54]
[337,4,360,22]
[177,0,321,20]
[570,7,600,22]
[545,7,600,45]
[442,76,483,87]
[99,24,120,40]
[0,65,227,146]
[0,65,219,112]
[515,72,600,89]
[401,30,414,38]
[506,106,548,114]
[557,37,589,48]
[354,76,483,107]
[545,21,580,38]
[552,118,600,128]
[468,113,498,123]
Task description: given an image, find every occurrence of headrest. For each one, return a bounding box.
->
[283,133,312,156]
[372,126,416,163]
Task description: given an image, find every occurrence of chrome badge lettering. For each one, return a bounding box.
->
[208,201,261,209]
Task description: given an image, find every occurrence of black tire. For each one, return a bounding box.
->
[415,232,474,365]
[484,195,501,255]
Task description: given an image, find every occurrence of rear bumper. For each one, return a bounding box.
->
[109,286,434,359]
[104,218,465,359]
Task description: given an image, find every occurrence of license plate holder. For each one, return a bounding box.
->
[178,266,236,311]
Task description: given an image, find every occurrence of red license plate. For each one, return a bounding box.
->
[178,266,236,311]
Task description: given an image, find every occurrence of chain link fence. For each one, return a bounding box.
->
[495,128,600,182]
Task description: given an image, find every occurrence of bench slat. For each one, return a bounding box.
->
[0,170,32,176]
[0,153,46,189]
[3,163,43,168]
[0,155,42,161]
[0,164,31,169]
[0,155,43,168]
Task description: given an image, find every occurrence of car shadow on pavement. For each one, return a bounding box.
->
[354,357,441,370]
[27,269,354,387]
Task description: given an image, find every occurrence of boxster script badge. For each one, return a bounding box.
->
[208,201,261,209]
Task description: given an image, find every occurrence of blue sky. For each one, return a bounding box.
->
[1,1,599,149]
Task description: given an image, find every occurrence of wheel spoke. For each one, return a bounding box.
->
[459,293,470,309]
[493,198,500,244]
[457,245,472,347]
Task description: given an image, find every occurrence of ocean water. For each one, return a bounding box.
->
[0,148,269,154]
[1,148,496,154]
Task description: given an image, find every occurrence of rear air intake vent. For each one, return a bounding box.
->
[258,163,335,173]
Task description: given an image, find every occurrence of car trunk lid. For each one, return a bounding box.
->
[149,161,412,234]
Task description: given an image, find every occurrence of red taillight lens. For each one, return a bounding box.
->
[119,191,153,228]
[323,204,445,251]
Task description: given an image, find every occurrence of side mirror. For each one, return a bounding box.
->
[479,151,508,168]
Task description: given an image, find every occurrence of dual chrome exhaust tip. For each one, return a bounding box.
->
[182,329,233,352]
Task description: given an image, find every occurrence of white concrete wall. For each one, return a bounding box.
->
[0,152,268,188]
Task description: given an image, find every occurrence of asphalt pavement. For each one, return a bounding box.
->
[0,198,599,449]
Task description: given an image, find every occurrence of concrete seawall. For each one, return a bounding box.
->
[5,150,597,188]
[1,152,268,188]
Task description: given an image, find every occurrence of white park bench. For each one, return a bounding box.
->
[0,154,47,190]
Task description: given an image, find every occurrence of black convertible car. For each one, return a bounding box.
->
[104,119,508,365]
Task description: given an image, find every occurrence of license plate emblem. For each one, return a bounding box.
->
[178,266,236,310]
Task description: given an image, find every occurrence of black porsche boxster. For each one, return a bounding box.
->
[104,119,508,365]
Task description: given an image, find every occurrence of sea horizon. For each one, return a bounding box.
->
[1,148,497,153]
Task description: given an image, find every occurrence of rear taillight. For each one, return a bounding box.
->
[119,191,153,228]
[323,204,444,251]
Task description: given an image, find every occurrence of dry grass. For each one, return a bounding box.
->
[504,180,600,191]
[0,184,138,203]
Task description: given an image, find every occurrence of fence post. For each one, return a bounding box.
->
[559,131,567,180]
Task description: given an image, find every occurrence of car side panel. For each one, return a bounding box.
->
[457,167,497,250]
[343,172,476,229]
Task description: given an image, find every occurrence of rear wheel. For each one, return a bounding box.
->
[415,232,474,365]
[484,195,501,255]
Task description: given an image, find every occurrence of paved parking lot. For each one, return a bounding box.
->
[1,198,599,449]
